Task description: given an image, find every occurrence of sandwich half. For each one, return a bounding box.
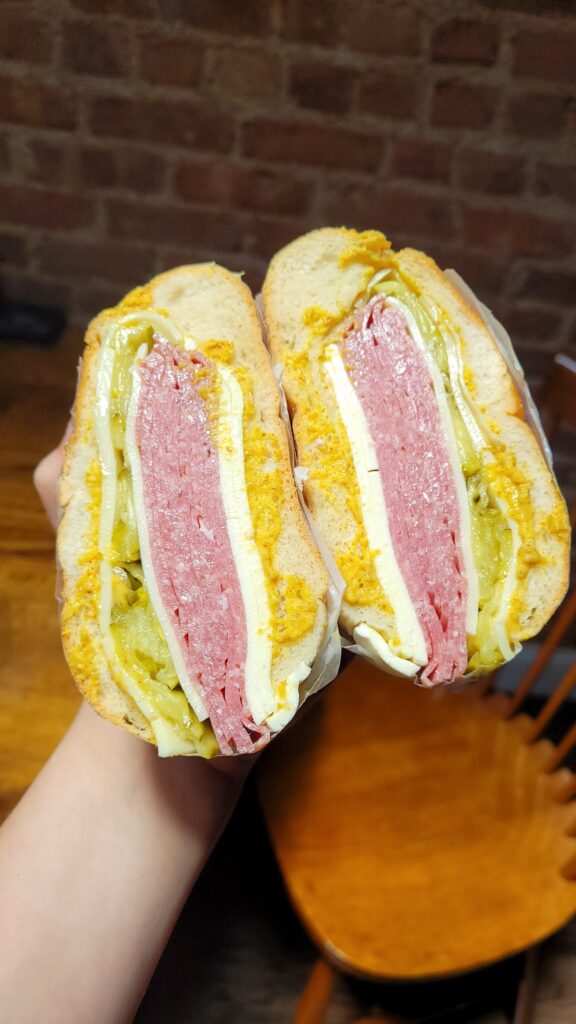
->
[263,228,570,685]
[58,264,329,756]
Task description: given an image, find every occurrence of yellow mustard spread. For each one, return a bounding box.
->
[200,341,319,659]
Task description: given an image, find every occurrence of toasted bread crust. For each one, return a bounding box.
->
[58,264,329,748]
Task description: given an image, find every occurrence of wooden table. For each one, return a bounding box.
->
[0,329,82,820]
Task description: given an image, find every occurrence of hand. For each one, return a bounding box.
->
[0,424,254,1024]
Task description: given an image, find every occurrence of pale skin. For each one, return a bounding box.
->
[0,434,254,1024]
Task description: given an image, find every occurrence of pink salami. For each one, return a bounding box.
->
[342,297,468,684]
[135,339,269,753]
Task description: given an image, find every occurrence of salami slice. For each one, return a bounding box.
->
[135,340,269,753]
[342,298,468,684]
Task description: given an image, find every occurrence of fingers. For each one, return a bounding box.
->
[33,419,72,530]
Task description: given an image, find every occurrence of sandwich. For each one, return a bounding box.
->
[262,228,570,685]
[58,265,331,756]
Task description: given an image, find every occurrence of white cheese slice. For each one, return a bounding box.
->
[266,661,311,732]
[324,343,427,670]
[353,624,420,677]
[215,364,276,726]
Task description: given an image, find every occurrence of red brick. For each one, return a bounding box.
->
[116,150,168,195]
[245,215,314,260]
[461,204,573,259]
[503,304,564,341]
[161,0,273,37]
[106,197,246,251]
[0,76,76,131]
[0,186,95,230]
[0,132,10,175]
[217,252,265,295]
[63,19,128,77]
[534,162,576,206]
[432,19,499,66]
[281,0,348,46]
[357,70,416,121]
[74,282,126,320]
[390,138,451,183]
[456,148,526,195]
[511,266,576,307]
[37,239,157,283]
[79,146,117,189]
[550,427,576,465]
[406,242,458,272]
[154,245,221,270]
[505,92,573,139]
[80,145,167,194]
[323,184,454,242]
[174,160,313,216]
[137,33,203,88]
[0,9,53,63]
[283,0,420,56]
[513,344,557,380]
[0,231,28,267]
[288,62,357,116]
[513,30,576,83]
[156,245,265,293]
[342,1,421,57]
[174,157,221,204]
[432,80,497,129]
[90,96,234,152]
[2,271,70,311]
[242,119,383,172]
[481,0,576,12]
[68,0,155,14]
[25,139,75,186]
[206,47,282,105]
[445,249,507,302]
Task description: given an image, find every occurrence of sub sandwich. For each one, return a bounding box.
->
[263,228,570,685]
[58,265,330,756]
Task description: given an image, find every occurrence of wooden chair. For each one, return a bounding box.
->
[258,353,576,1023]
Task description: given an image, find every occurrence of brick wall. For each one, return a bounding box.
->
[0,0,575,492]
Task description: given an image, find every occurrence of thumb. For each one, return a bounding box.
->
[33,420,72,530]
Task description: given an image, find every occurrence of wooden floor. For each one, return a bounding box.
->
[1,330,575,1022]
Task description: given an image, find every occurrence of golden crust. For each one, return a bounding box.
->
[58,264,328,749]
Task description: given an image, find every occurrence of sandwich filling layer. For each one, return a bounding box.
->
[337,297,469,685]
[130,340,268,754]
[93,311,318,755]
[287,234,552,681]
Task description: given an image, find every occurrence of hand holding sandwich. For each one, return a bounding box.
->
[0,436,252,1024]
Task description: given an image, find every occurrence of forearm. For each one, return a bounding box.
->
[0,703,242,1024]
